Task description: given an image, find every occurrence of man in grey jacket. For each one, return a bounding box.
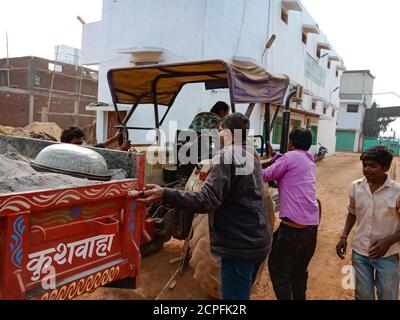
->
[132,113,272,300]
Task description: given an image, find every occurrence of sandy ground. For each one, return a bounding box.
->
[82,152,396,300]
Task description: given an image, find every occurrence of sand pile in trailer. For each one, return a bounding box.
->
[0,122,62,141]
[24,122,63,141]
[0,145,127,195]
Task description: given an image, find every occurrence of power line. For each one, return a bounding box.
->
[361,92,400,99]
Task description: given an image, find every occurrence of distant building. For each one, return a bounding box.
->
[0,56,98,129]
[336,70,375,152]
[55,45,81,66]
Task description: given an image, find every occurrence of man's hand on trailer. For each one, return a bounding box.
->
[128,184,165,205]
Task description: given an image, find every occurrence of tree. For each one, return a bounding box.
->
[363,102,395,138]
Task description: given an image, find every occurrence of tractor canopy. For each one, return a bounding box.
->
[107,59,290,107]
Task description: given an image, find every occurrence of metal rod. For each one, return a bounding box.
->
[122,127,156,131]
[122,105,138,126]
[0,66,98,81]
[115,88,141,99]
[46,47,60,121]
[0,86,96,100]
[251,135,265,157]
[280,90,297,154]
[76,66,84,126]
[6,32,10,87]
[160,105,172,126]
[157,68,226,78]
[264,103,271,145]
[37,111,96,118]
[122,94,146,125]
[152,78,160,129]
[245,103,256,118]
[112,102,125,125]
[269,104,281,133]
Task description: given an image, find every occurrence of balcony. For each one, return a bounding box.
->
[302,24,320,35]
[282,0,303,12]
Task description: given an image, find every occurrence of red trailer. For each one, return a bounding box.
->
[0,152,146,300]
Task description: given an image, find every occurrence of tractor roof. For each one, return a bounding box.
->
[107,59,290,107]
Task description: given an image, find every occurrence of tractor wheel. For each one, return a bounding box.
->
[189,185,275,299]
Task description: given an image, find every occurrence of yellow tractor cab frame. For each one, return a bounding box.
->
[107,59,299,154]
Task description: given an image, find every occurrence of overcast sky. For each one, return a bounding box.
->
[302,0,400,108]
[302,0,400,133]
[1,0,399,109]
[0,0,102,60]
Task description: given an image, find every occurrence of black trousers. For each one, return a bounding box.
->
[268,223,318,300]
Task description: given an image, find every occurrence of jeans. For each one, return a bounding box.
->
[268,223,318,300]
[221,257,266,300]
[352,251,399,300]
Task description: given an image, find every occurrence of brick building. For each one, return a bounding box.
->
[0,56,98,129]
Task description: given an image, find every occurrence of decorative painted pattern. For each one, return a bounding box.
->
[31,203,117,226]
[40,266,120,300]
[128,202,137,234]
[81,203,117,217]
[0,180,137,216]
[10,215,26,269]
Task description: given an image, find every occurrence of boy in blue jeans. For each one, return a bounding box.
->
[336,146,400,300]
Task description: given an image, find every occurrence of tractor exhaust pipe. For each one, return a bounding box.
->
[280,90,297,154]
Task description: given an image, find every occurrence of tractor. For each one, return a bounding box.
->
[106,59,304,298]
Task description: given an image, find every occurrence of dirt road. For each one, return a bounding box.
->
[84,152,393,300]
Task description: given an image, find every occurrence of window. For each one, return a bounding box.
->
[347,104,359,113]
[290,119,302,131]
[311,126,318,145]
[281,9,289,24]
[327,60,331,69]
[316,48,321,58]
[323,106,327,115]
[312,102,317,111]
[316,42,331,59]
[48,63,62,73]
[302,32,307,45]
[33,75,41,86]
[332,109,336,118]
[305,54,327,87]
[306,118,311,129]
[336,70,339,77]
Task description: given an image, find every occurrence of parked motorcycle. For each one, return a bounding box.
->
[314,143,328,162]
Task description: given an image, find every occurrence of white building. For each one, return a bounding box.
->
[337,70,375,152]
[81,0,345,154]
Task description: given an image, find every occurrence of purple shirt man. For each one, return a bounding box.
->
[263,149,319,226]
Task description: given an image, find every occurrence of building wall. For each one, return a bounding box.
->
[337,102,364,131]
[337,70,375,152]
[318,114,338,155]
[0,91,29,127]
[0,56,98,130]
[81,0,343,151]
[340,71,375,107]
